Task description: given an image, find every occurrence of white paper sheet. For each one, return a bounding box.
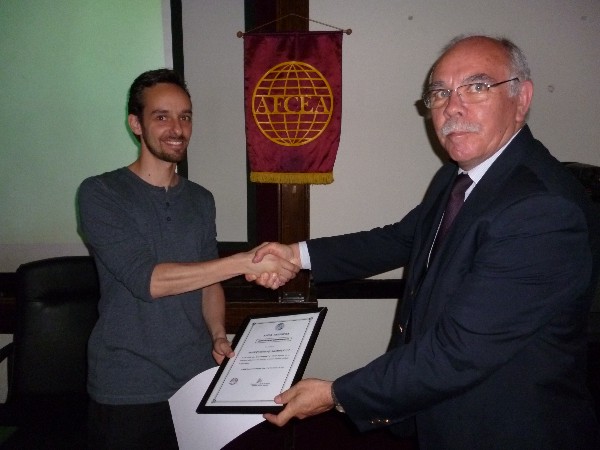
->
[169,367,264,450]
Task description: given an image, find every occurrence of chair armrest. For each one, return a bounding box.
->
[0,341,13,364]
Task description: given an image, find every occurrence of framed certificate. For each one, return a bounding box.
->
[197,308,327,414]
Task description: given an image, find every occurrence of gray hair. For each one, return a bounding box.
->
[436,34,531,96]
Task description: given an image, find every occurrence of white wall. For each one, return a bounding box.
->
[183,0,248,243]
[183,0,600,380]
[303,298,398,379]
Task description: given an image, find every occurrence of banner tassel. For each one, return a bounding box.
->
[251,172,334,185]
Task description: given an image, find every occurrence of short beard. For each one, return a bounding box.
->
[147,143,187,163]
[441,119,480,136]
[139,125,187,163]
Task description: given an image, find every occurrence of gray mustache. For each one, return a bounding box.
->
[441,121,480,136]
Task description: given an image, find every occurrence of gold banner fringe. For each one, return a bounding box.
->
[250,172,334,184]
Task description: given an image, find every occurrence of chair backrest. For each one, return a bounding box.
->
[9,256,99,402]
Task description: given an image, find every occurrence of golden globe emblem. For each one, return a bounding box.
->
[252,61,334,147]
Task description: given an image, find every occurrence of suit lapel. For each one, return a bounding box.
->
[431,126,534,265]
[408,165,457,289]
[396,164,456,344]
[408,126,535,335]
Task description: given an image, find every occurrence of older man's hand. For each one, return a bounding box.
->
[263,379,335,426]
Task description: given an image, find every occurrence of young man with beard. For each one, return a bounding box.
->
[78,69,298,449]
[251,35,600,449]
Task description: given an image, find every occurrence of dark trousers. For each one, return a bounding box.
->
[87,399,179,450]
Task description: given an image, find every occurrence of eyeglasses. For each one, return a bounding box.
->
[422,77,520,109]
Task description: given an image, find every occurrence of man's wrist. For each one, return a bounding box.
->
[331,383,345,413]
[298,241,312,270]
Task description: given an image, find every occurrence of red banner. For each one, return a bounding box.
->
[243,31,343,184]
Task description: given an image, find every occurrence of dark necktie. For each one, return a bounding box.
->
[430,173,473,259]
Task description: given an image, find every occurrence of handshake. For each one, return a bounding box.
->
[242,242,302,290]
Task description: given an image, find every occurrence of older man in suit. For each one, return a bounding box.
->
[251,35,600,449]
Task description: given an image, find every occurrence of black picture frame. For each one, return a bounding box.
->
[197,307,327,414]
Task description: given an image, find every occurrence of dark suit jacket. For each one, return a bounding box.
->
[307,126,600,449]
